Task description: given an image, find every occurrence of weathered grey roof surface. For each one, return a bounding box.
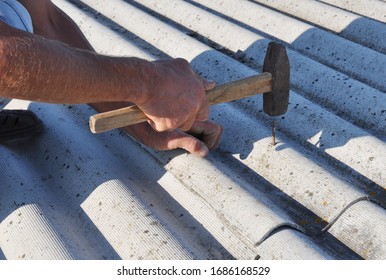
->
[0,0,385,260]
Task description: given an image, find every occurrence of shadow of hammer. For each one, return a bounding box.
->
[89,42,290,134]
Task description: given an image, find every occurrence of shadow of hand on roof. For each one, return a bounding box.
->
[0,102,234,260]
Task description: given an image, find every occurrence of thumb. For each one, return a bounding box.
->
[167,130,209,157]
[203,78,216,91]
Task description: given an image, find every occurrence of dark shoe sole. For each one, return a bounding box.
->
[0,110,43,142]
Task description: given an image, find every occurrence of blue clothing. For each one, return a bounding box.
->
[0,0,33,32]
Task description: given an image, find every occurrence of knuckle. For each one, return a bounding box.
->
[166,118,180,130]
[193,102,202,114]
[185,137,200,153]
[175,57,189,66]
[180,122,193,132]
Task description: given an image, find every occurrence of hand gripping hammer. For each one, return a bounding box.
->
[89,42,290,140]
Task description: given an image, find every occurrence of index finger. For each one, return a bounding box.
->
[187,120,223,150]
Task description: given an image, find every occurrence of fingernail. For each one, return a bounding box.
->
[199,146,209,157]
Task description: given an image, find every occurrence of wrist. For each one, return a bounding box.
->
[119,57,155,105]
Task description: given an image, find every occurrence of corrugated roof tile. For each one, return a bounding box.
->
[1,0,385,260]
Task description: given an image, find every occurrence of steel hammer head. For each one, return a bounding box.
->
[262,42,290,116]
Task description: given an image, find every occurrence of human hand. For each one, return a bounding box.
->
[137,58,215,132]
[123,120,223,157]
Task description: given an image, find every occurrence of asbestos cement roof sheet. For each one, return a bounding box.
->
[0,0,385,260]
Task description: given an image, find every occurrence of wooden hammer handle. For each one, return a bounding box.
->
[89,72,272,133]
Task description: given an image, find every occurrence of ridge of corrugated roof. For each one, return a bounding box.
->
[318,0,386,23]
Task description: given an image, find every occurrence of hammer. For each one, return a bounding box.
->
[89,42,290,141]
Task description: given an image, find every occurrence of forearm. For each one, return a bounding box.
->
[1,0,211,133]
[0,27,152,104]
[15,0,136,107]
